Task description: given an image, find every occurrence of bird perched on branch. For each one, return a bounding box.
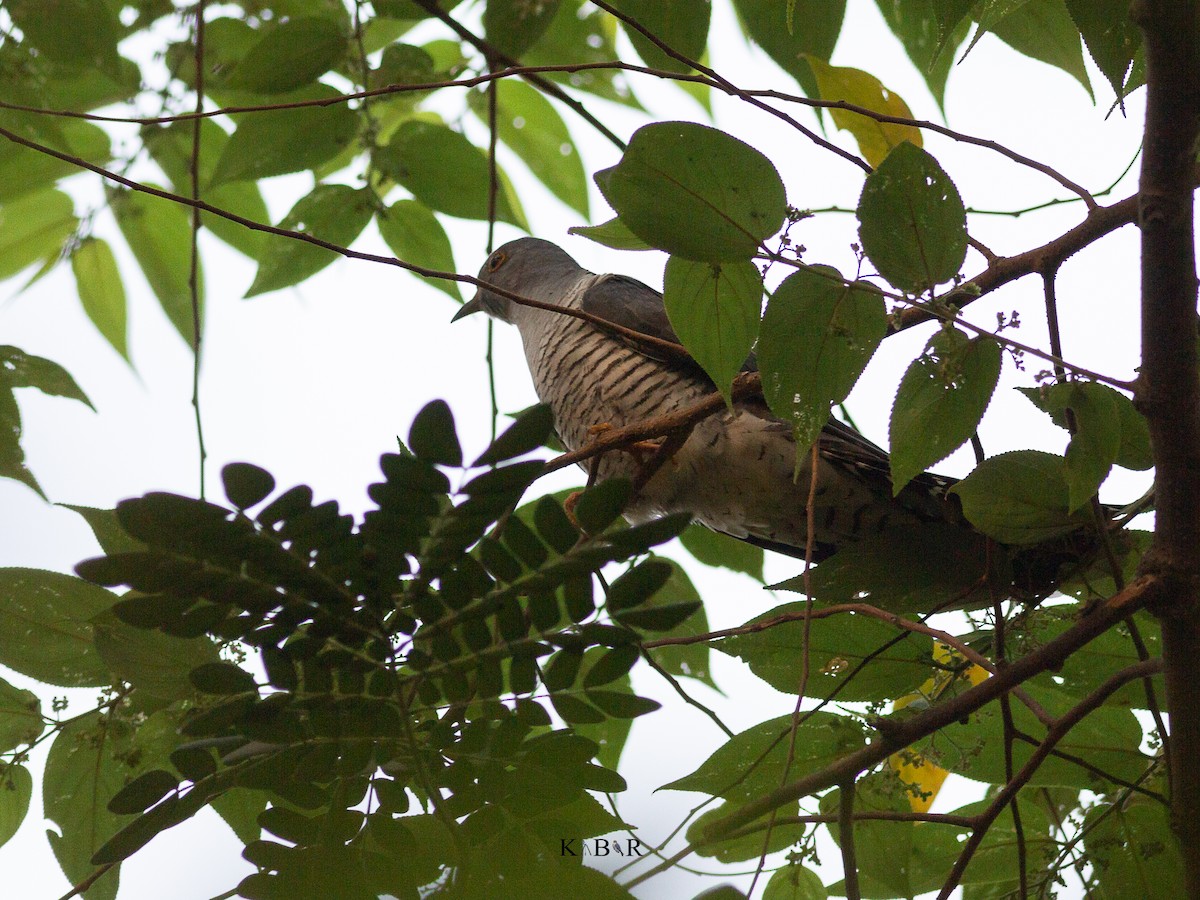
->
[453,237,972,565]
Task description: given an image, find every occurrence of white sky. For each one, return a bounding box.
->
[0,1,1153,897]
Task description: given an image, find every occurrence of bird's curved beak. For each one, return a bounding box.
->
[451,294,483,322]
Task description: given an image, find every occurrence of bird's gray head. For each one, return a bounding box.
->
[453,237,585,324]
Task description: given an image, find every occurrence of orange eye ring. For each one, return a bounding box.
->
[486,250,507,272]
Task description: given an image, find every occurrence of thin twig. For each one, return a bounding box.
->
[188,1,207,500]
[838,779,862,900]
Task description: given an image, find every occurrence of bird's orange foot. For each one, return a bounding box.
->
[563,490,583,529]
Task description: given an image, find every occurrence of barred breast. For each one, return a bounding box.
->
[511,276,927,552]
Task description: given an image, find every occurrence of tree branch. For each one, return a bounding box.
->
[1133,3,1200,893]
[698,577,1157,847]
[936,658,1163,899]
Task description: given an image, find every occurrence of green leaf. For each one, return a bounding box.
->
[408,399,463,467]
[483,0,562,57]
[468,80,589,217]
[568,217,652,251]
[94,617,221,701]
[209,86,358,186]
[0,765,32,850]
[107,770,179,815]
[873,0,967,108]
[763,863,827,900]
[805,56,923,167]
[663,257,761,401]
[950,450,1092,544]
[376,200,462,301]
[524,0,642,108]
[0,568,116,686]
[889,329,1002,492]
[212,789,268,845]
[573,478,633,533]
[611,0,711,74]
[613,600,702,631]
[222,462,276,510]
[606,559,674,612]
[1059,382,1122,511]
[733,0,846,97]
[663,711,868,804]
[142,119,269,259]
[473,403,554,466]
[582,646,639,688]
[225,17,348,94]
[71,238,128,361]
[1064,0,1141,98]
[688,801,808,863]
[375,120,527,228]
[6,0,124,80]
[857,141,967,293]
[61,506,146,556]
[1085,798,1183,899]
[0,674,42,753]
[0,378,41,498]
[988,0,1093,98]
[718,601,933,700]
[595,121,787,262]
[244,185,374,297]
[642,559,715,687]
[112,187,203,348]
[915,683,1148,789]
[780,524,999,613]
[189,661,258,695]
[757,265,887,452]
[0,345,93,409]
[678,524,764,580]
[1113,388,1153,470]
[1019,381,1150,491]
[47,710,185,892]
[0,118,111,204]
[0,188,77,282]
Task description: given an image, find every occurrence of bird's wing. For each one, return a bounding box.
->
[581,273,757,376]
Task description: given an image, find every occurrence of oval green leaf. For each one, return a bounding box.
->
[376,200,462,301]
[757,265,887,452]
[71,238,128,361]
[468,80,589,217]
[225,18,348,95]
[595,121,786,262]
[889,329,1002,493]
[663,256,761,401]
[245,185,373,298]
[0,568,115,686]
[112,186,203,348]
[950,450,1092,545]
[209,86,358,186]
[857,141,967,293]
[375,120,527,228]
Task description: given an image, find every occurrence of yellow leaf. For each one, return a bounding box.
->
[804,56,923,167]
[888,641,989,811]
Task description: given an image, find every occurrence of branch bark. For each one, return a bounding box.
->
[1133,2,1200,893]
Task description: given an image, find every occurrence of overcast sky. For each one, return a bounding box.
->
[0,1,1152,896]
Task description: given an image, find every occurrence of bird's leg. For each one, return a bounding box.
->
[585,422,663,456]
[563,451,604,530]
[630,425,695,493]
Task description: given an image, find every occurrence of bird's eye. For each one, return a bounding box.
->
[486,250,507,272]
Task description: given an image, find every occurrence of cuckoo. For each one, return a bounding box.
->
[452,236,986,565]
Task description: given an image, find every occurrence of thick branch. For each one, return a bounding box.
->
[936,658,1163,899]
[1134,2,1200,893]
[697,576,1157,845]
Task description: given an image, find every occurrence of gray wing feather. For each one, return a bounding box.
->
[580,273,757,374]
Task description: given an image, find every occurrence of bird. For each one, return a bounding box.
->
[453,237,976,566]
